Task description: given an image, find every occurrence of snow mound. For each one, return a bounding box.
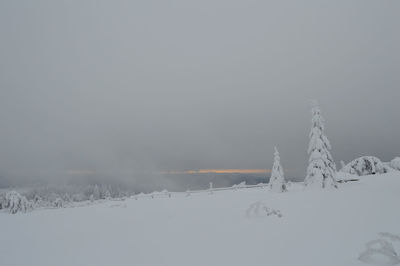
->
[341,156,392,176]
[390,157,400,171]
[336,172,360,183]
[359,239,400,265]
[245,201,282,218]
[380,232,400,242]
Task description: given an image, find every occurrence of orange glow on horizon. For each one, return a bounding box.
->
[162,169,271,175]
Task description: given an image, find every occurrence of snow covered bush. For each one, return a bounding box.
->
[390,157,400,171]
[304,103,337,188]
[53,198,64,208]
[245,201,282,218]
[0,193,6,209]
[101,186,112,199]
[62,193,72,203]
[31,194,45,208]
[33,194,41,204]
[5,191,32,214]
[269,147,286,192]
[232,181,246,190]
[161,189,171,198]
[341,156,391,176]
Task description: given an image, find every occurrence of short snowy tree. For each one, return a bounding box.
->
[53,198,64,208]
[100,185,112,199]
[269,147,286,192]
[103,188,111,199]
[93,185,100,200]
[63,193,72,203]
[304,103,338,189]
[5,191,32,214]
[33,194,42,204]
[72,193,86,202]
[32,194,44,208]
[0,193,6,209]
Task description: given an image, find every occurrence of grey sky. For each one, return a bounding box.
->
[0,1,399,188]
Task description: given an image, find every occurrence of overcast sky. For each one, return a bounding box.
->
[0,0,399,188]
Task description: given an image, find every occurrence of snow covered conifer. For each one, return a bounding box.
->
[269,147,286,192]
[304,102,337,188]
[93,185,100,200]
[0,193,6,209]
[53,197,64,208]
[104,188,111,199]
[5,191,32,214]
[100,185,112,199]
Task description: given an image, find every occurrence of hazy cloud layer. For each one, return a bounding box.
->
[0,1,399,189]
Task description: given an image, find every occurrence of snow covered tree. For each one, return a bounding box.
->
[341,156,392,176]
[269,147,286,192]
[103,188,111,199]
[304,102,338,189]
[100,185,112,199]
[93,184,100,200]
[32,194,44,208]
[5,191,32,214]
[0,193,6,209]
[53,197,64,208]
[63,193,72,203]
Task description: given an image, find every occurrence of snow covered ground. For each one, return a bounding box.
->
[1,172,400,266]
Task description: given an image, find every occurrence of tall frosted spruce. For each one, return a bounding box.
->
[304,103,338,188]
[269,147,286,192]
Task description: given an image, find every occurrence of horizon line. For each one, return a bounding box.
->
[161,169,272,175]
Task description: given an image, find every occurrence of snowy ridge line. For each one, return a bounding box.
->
[4,185,270,213]
[131,183,272,200]
[27,197,125,212]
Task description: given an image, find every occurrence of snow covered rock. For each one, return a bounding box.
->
[341,156,392,176]
[390,157,400,171]
[5,191,32,214]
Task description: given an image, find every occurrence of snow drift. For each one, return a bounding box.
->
[390,157,400,171]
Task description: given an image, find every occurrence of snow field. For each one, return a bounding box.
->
[1,172,399,266]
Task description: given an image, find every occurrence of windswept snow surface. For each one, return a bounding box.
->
[1,172,400,266]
